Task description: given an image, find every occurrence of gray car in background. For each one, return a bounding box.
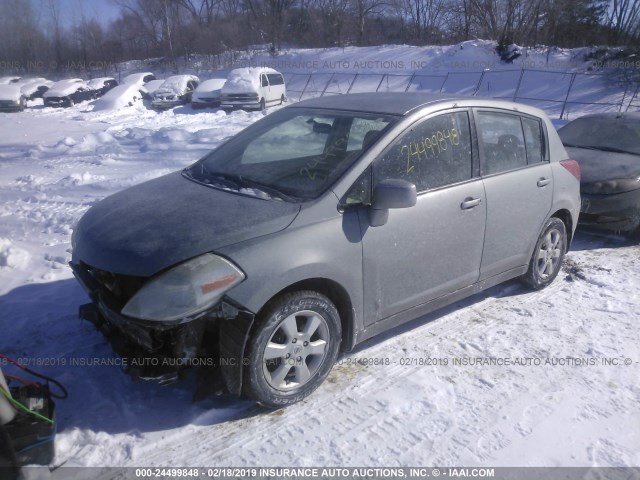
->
[71,93,581,407]
[559,112,640,234]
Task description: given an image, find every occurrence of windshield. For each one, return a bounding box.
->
[558,116,640,155]
[184,107,395,201]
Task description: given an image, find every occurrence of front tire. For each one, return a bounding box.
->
[243,291,341,408]
[523,217,567,289]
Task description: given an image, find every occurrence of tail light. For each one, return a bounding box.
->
[560,159,580,181]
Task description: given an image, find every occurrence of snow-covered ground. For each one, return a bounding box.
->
[1,43,639,471]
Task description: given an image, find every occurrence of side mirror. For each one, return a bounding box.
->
[369,179,417,227]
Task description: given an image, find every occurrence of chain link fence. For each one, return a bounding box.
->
[283,69,639,119]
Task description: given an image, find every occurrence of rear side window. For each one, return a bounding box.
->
[476,111,527,175]
[522,117,545,164]
[267,74,284,85]
[374,111,473,193]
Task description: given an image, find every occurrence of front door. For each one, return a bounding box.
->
[357,110,487,325]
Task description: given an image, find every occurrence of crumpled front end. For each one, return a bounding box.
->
[70,259,253,386]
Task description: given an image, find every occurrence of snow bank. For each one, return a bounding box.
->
[94,84,144,111]
[57,172,107,187]
[0,238,30,269]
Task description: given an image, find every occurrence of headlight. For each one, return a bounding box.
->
[582,178,640,194]
[121,254,245,322]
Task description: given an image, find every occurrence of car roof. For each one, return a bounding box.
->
[89,77,115,83]
[289,92,516,116]
[290,92,552,119]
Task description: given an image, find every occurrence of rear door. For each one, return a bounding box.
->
[475,109,552,279]
[353,110,487,325]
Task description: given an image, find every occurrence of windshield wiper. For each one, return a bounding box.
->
[192,166,299,202]
[234,176,301,202]
[194,164,242,190]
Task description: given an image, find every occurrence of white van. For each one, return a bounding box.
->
[220,67,286,110]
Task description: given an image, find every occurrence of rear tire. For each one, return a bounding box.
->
[523,217,567,290]
[243,291,341,408]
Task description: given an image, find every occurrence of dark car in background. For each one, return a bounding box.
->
[559,112,640,234]
[122,72,156,86]
[43,79,95,107]
[87,77,118,98]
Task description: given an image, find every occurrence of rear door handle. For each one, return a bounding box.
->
[537,178,551,187]
[461,197,482,210]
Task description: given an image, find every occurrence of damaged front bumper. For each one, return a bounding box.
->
[70,261,255,393]
[580,190,640,232]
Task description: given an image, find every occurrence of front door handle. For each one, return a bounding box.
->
[537,177,551,187]
[461,197,482,210]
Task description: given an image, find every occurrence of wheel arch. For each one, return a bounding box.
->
[550,208,574,248]
[259,277,356,352]
[220,276,356,397]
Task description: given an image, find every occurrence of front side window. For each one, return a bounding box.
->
[374,111,473,193]
[184,108,395,201]
[267,74,284,85]
[476,111,527,175]
[261,75,269,87]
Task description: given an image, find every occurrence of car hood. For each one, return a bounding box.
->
[0,85,21,101]
[154,88,182,97]
[73,171,301,276]
[566,146,640,184]
[193,90,221,101]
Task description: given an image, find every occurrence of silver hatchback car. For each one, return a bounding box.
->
[71,93,581,407]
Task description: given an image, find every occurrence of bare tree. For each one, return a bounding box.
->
[244,0,297,51]
[608,0,640,44]
[350,0,388,45]
[317,0,350,45]
[397,0,448,44]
